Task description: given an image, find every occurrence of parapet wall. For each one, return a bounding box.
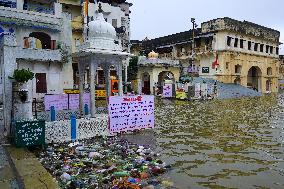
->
[201,17,280,42]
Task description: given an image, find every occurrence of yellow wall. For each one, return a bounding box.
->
[215,52,279,93]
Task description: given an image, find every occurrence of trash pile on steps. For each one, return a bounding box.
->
[38,136,174,189]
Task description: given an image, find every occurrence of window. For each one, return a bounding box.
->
[248,41,251,50]
[234,38,238,47]
[226,62,229,69]
[254,43,258,51]
[270,46,273,54]
[266,45,269,53]
[267,67,272,75]
[240,39,244,48]
[276,47,279,55]
[235,65,242,74]
[227,36,232,46]
[112,19,117,28]
[260,44,264,52]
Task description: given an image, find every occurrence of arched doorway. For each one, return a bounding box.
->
[29,32,51,49]
[158,71,175,86]
[158,71,175,94]
[266,80,271,92]
[247,66,262,92]
[142,72,150,95]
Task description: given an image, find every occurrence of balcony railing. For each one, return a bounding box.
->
[195,45,213,53]
[24,3,54,15]
[0,0,16,8]
[0,6,61,31]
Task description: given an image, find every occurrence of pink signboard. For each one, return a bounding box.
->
[44,94,68,111]
[69,94,90,110]
[163,84,172,98]
[108,95,155,134]
[44,93,90,111]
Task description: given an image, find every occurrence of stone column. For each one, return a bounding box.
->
[118,63,123,96]
[78,60,85,116]
[124,63,128,93]
[89,61,98,117]
[54,2,62,17]
[103,65,110,100]
[150,72,154,95]
[16,0,24,10]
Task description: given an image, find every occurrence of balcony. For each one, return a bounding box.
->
[177,51,190,59]
[20,48,62,61]
[195,45,213,54]
[71,16,83,31]
[0,6,61,31]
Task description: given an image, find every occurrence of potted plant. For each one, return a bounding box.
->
[9,69,34,102]
[9,69,34,84]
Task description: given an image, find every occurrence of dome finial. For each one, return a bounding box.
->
[98,3,103,13]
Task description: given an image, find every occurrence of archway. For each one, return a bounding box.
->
[141,72,150,95]
[247,66,262,92]
[266,80,271,92]
[29,32,51,49]
[157,71,175,94]
[158,71,175,86]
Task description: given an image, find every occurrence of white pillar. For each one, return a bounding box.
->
[124,64,128,92]
[78,61,85,116]
[118,64,123,96]
[16,0,24,10]
[104,66,110,99]
[54,3,62,17]
[89,62,97,117]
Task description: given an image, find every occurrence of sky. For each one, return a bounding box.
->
[127,0,284,54]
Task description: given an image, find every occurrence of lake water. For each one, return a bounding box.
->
[125,93,284,188]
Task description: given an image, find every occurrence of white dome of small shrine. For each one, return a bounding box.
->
[148,50,159,59]
[88,13,116,39]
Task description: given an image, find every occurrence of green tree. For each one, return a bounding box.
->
[127,56,138,81]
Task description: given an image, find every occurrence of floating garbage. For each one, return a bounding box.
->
[37,136,173,189]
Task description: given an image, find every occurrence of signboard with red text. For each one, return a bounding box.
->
[108,95,155,134]
[163,84,173,98]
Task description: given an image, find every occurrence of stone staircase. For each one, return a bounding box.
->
[191,77,262,99]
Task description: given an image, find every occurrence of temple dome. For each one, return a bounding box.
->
[148,50,159,59]
[88,13,116,39]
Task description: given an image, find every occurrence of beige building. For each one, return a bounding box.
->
[131,17,281,93]
[280,55,284,80]
[136,51,180,95]
[198,18,280,93]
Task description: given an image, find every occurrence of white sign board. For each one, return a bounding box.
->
[108,95,155,134]
[163,84,172,98]
[201,83,208,97]
[195,83,201,98]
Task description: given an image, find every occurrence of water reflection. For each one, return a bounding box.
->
[127,93,284,188]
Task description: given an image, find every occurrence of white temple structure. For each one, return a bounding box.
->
[74,4,131,117]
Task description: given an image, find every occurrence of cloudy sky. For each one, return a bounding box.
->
[127,0,284,54]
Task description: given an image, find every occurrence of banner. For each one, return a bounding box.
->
[108,95,154,134]
[162,84,172,98]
